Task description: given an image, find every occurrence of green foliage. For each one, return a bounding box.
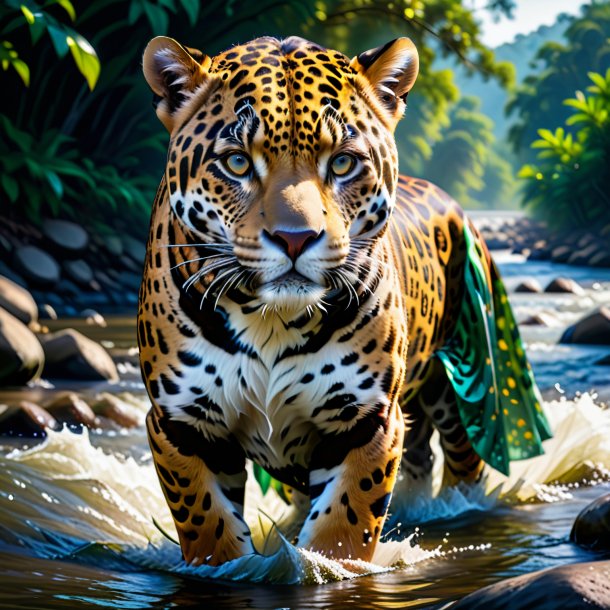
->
[507,2,610,163]
[1,0,99,89]
[518,69,610,229]
[422,96,516,208]
[0,0,516,229]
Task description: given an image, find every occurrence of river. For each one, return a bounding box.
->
[0,251,609,609]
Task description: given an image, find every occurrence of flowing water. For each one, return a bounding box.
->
[1,252,610,609]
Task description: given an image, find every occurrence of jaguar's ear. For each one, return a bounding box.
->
[350,38,419,127]
[143,36,212,132]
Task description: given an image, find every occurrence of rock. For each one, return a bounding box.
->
[117,271,141,290]
[39,328,119,382]
[0,275,38,325]
[451,561,610,609]
[550,245,572,263]
[45,392,100,429]
[122,235,146,265]
[0,308,44,386]
[514,279,542,294]
[56,278,81,297]
[42,219,89,255]
[0,261,27,288]
[13,246,61,288]
[92,393,140,428]
[63,259,93,285]
[80,308,106,328]
[560,307,610,345]
[545,277,585,295]
[527,247,550,261]
[483,233,510,250]
[39,304,58,321]
[577,233,596,249]
[0,401,59,437]
[589,250,610,268]
[520,312,558,327]
[571,493,610,551]
[568,243,601,266]
[104,236,123,257]
[595,353,610,366]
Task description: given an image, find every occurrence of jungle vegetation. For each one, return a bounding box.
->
[0,0,608,233]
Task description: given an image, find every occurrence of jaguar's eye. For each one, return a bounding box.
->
[223,153,252,177]
[330,154,356,177]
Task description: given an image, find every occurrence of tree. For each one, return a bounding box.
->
[518,69,610,229]
[507,1,610,164]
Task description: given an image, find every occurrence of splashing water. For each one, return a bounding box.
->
[0,392,608,587]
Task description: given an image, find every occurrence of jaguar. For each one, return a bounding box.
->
[138,34,551,566]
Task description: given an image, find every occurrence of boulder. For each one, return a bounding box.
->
[560,307,610,345]
[519,312,559,327]
[570,493,610,551]
[92,393,141,428]
[39,303,58,321]
[483,233,510,250]
[568,243,602,266]
[545,277,585,295]
[0,401,59,437]
[514,279,542,294]
[451,561,610,610]
[0,308,44,386]
[45,392,100,429]
[550,245,572,263]
[0,275,38,325]
[42,218,89,255]
[80,308,107,328]
[39,328,119,382]
[589,250,610,268]
[63,259,94,286]
[122,235,146,265]
[0,261,27,288]
[13,246,61,288]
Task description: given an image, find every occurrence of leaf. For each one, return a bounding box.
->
[54,0,76,21]
[11,57,29,85]
[178,0,199,25]
[128,1,143,24]
[20,4,35,24]
[142,1,169,33]
[66,34,100,90]
[47,24,69,57]
[1,173,19,202]
[45,170,63,198]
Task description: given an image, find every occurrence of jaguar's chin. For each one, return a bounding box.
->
[258,271,327,315]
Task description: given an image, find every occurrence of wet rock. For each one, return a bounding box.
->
[39,303,58,321]
[0,261,27,288]
[80,308,107,328]
[116,270,141,290]
[519,312,558,327]
[560,307,610,345]
[55,278,81,298]
[544,277,585,295]
[39,328,119,382]
[0,401,59,437]
[595,353,610,366]
[550,245,572,263]
[0,275,38,326]
[589,250,610,268]
[483,233,510,250]
[104,235,123,257]
[92,393,140,428]
[570,493,610,551]
[0,308,44,386]
[514,279,542,294]
[63,259,94,286]
[122,235,146,264]
[568,243,601,266]
[45,392,100,430]
[42,219,89,255]
[451,561,610,609]
[13,246,61,288]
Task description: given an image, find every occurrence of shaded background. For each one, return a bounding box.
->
[1,0,608,239]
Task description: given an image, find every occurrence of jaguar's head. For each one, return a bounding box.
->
[143,35,418,315]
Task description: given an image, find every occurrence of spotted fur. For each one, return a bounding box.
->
[139,35,490,565]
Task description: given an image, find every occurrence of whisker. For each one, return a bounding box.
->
[170,253,232,271]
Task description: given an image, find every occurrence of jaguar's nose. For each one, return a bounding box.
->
[265,229,322,262]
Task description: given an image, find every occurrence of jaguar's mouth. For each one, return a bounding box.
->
[257,271,327,314]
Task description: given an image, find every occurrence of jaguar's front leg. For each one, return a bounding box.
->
[146,406,256,565]
[297,401,404,561]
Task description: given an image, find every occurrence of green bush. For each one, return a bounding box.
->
[518,69,610,229]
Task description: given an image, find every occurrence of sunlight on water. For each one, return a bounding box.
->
[0,393,608,585]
